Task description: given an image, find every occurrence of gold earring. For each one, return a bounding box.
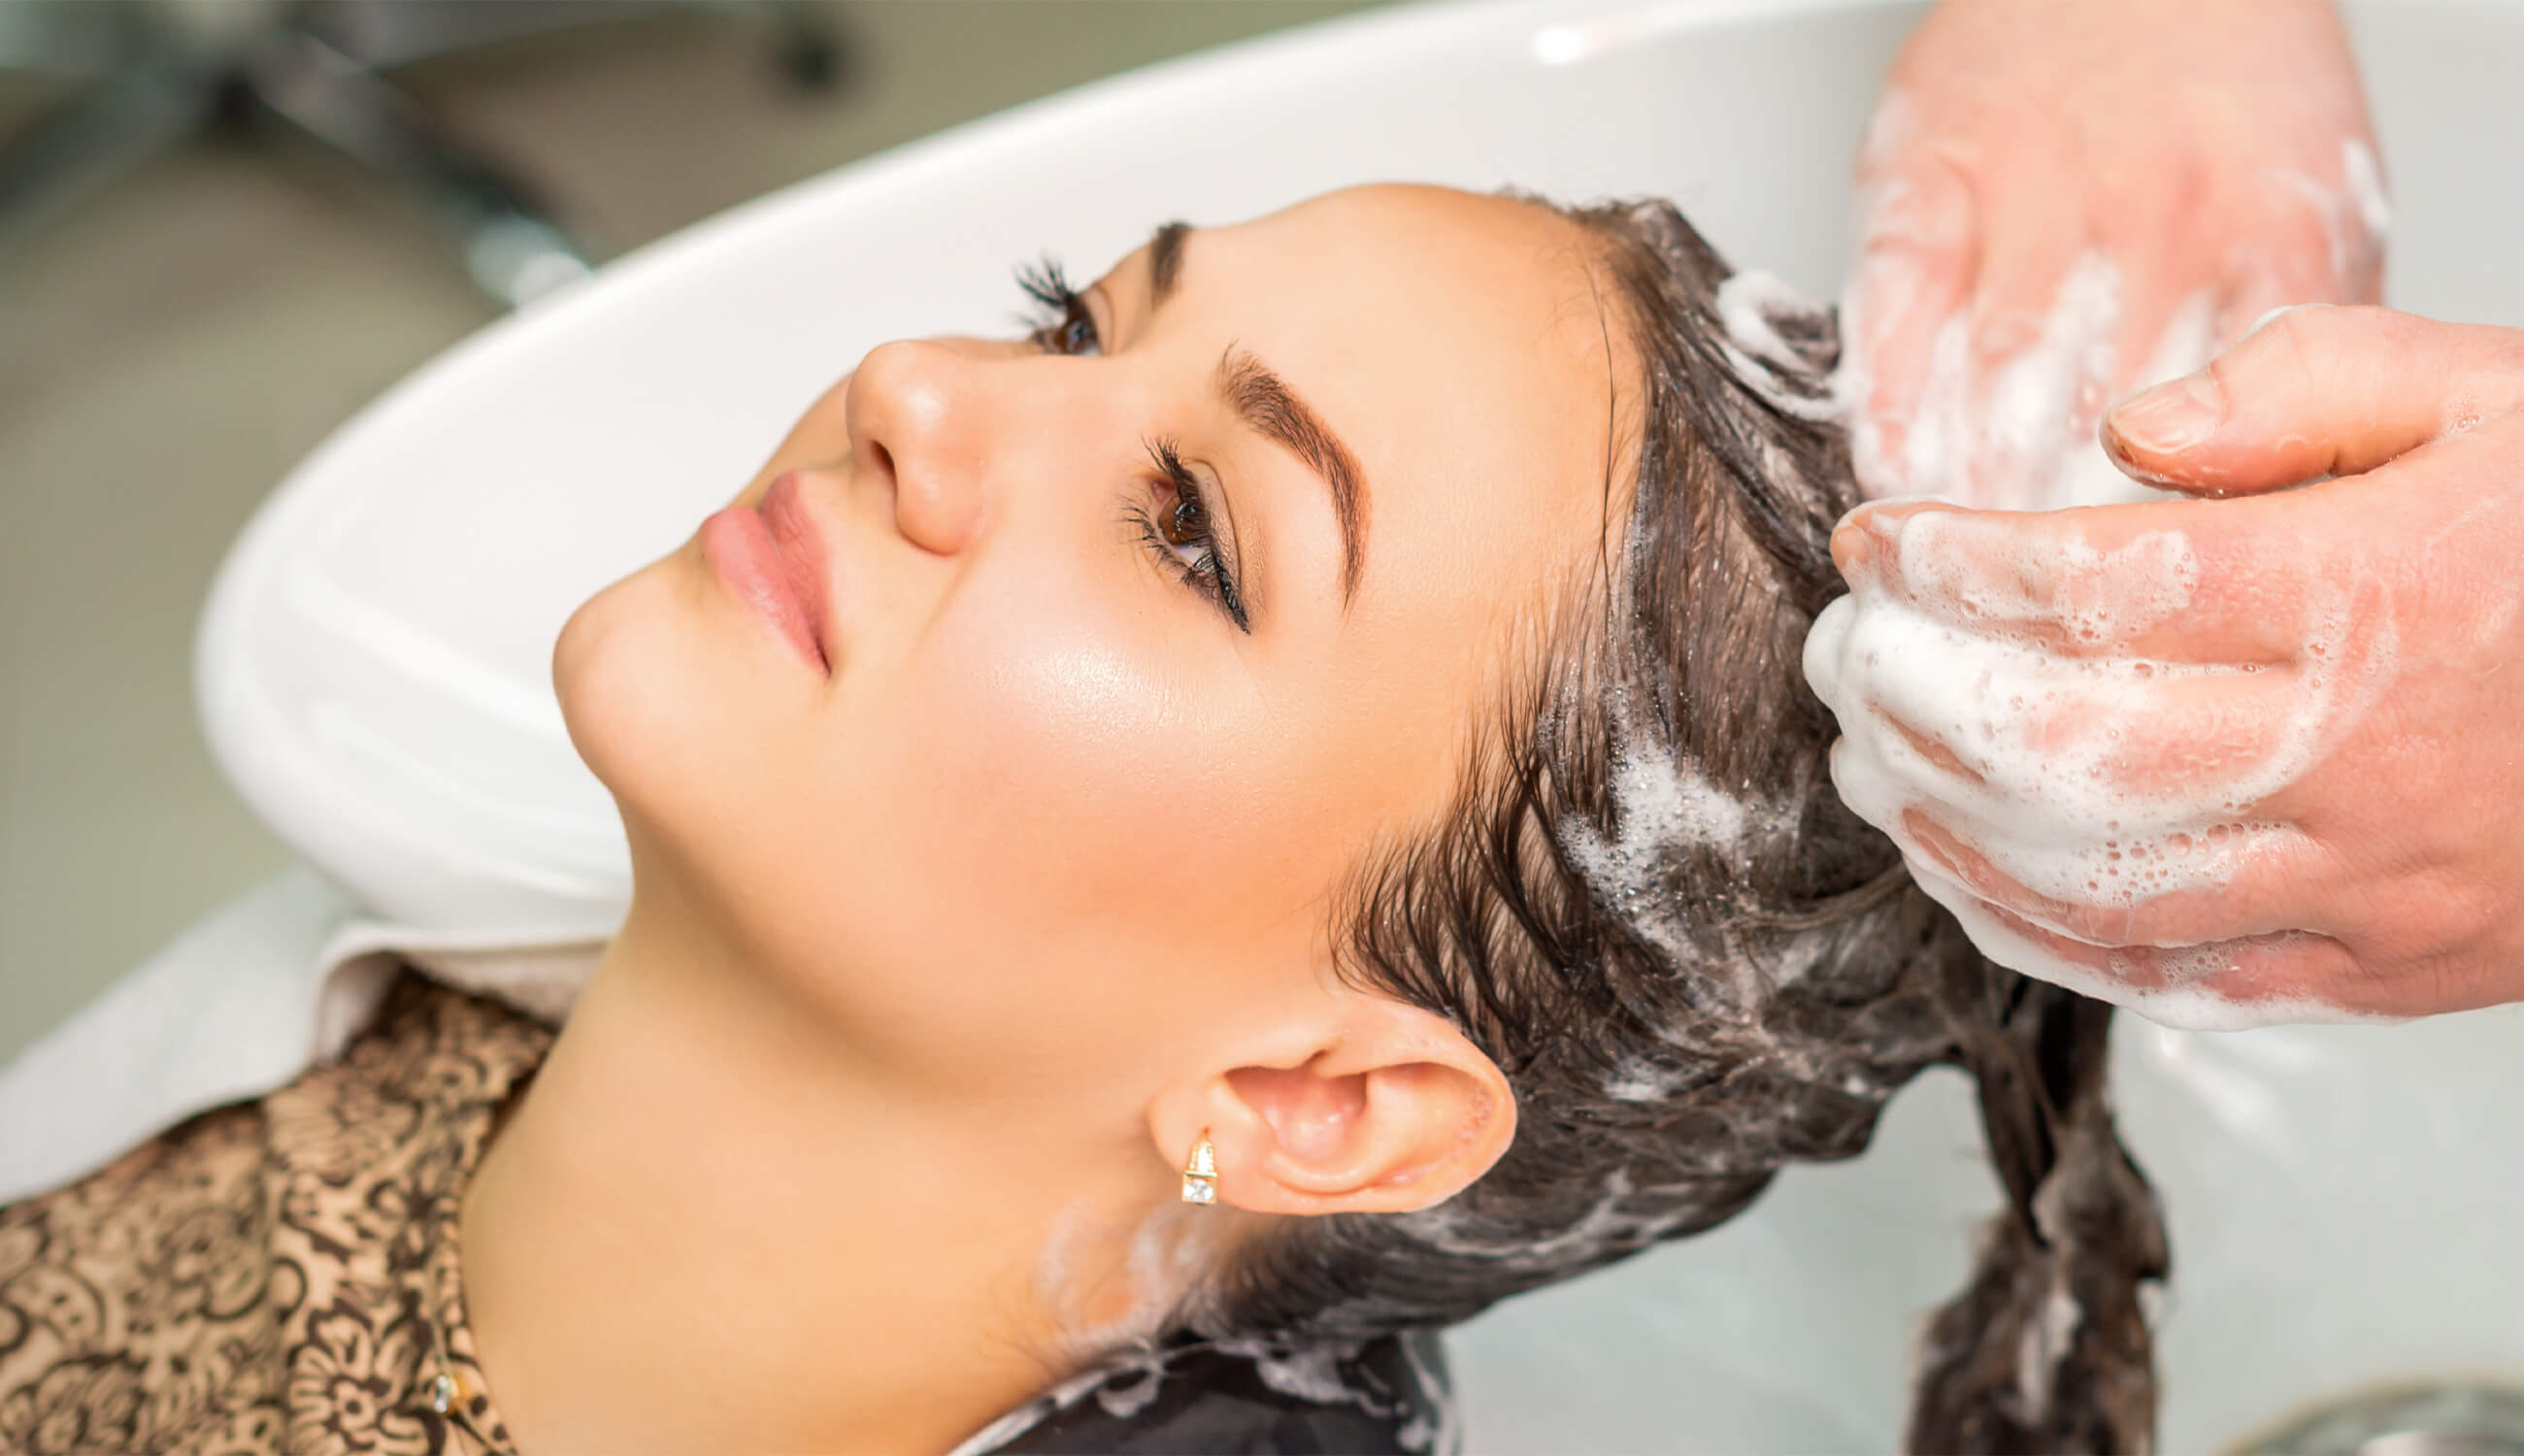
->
[1179,1129,1218,1206]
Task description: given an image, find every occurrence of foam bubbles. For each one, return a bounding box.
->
[1035,1196,1232,1364]
[1562,738,1749,939]
[1806,506,2398,1028]
[1979,252,2124,505]
[2016,1278,2083,1418]
[1390,1337,1458,1455]
[1559,730,1824,1008]
[1225,1339,1365,1406]
[1600,1055,1690,1103]
[1895,513,2202,646]
[1715,270,1843,422]
[1839,249,2218,509]
[2342,138,2393,248]
[2275,137,2394,298]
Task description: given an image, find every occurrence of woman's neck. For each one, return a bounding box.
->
[457,895,1194,1454]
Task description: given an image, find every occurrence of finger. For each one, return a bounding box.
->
[1842,496,2320,666]
[1872,663,2308,814]
[1911,865,2375,1028]
[1844,160,1978,497]
[2210,276,2311,363]
[1817,697,1983,860]
[1963,163,2091,379]
[1865,662,2327,925]
[1900,808,2323,951]
[2094,159,2222,403]
[2212,208,2358,350]
[2211,133,2390,344]
[1954,186,2108,507]
[2101,305,2524,496]
[2241,137,2391,319]
[1854,649,2296,803]
[1829,665,2312,911]
[1827,509,1879,586]
[2099,932,2393,1023]
[2026,664,2310,802]
[2110,285,2219,412]
[2336,137,2391,305]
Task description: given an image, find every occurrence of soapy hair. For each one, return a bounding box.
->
[1183,198,2170,1454]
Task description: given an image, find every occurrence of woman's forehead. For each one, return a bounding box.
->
[1206,185,1619,387]
[1185,185,1631,608]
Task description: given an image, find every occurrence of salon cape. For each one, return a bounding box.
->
[0,864,602,1208]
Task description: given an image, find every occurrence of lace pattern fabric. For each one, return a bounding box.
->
[0,972,535,1455]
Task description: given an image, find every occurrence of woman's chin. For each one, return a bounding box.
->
[552,576,643,787]
[555,559,858,907]
[553,564,740,823]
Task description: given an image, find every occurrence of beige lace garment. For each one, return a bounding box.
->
[1,972,544,1455]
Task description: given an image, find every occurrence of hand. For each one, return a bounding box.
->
[1806,306,2524,1027]
[1843,0,2383,510]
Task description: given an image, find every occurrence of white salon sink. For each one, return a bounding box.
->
[193,0,2524,1448]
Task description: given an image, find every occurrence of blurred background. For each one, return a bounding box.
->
[0,0,1389,1062]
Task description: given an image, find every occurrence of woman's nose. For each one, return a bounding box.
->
[844,340,985,555]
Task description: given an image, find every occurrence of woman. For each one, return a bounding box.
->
[0,184,2164,1455]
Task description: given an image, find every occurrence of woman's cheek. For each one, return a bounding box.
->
[904,563,1284,928]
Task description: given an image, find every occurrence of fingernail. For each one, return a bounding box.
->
[1835,501,1938,579]
[1831,516,1876,577]
[2247,303,2301,338]
[2108,370,2225,455]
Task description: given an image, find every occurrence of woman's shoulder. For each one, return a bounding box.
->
[0,971,549,1454]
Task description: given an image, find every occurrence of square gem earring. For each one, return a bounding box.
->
[1180,1130,1218,1206]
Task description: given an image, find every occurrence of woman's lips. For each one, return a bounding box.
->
[759,472,836,666]
[700,473,833,674]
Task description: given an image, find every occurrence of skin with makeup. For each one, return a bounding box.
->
[469,183,1617,1454]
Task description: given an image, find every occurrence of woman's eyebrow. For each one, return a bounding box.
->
[1146,222,1370,606]
[1147,220,1189,307]
[1217,347,1369,606]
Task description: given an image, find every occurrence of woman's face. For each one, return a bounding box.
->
[556,184,1624,1112]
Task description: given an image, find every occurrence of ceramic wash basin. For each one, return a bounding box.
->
[193,0,2524,1447]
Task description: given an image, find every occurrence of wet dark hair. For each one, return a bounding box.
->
[1183,197,2171,1454]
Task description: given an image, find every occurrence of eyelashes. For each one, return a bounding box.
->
[1131,437,1248,633]
[1016,258,1100,356]
[1014,260,1249,634]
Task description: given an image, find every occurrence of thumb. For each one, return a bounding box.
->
[2099,305,2524,496]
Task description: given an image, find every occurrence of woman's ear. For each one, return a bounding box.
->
[1148,997,1514,1216]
